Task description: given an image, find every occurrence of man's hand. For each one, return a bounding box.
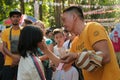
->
[61,53,78,64]
[11,54,21,67]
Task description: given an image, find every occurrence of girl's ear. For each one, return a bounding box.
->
[37,40,44,48]
[37,42,41,48]
[37,39,48,52]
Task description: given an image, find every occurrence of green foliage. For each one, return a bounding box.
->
[0,0,119,27]
[24,2,34,16]
[0,0,20,21]
[82,0,118,24]
[42,0,50,27]
[5,0,14,5]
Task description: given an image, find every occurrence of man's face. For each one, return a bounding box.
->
[61,12,74,32]
[10,14,21,25]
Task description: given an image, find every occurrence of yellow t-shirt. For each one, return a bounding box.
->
[1,27,21,65]
[70,22,120,80]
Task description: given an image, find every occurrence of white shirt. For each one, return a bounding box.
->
[53,45,60,57]
[17,54,45,80]
[52,66,79,80]
[60,66,79,80]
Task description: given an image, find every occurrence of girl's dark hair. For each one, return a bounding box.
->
[63,6,84,21]
[18,26,43,58]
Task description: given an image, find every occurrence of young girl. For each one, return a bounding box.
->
[17,25,45,80]
[34,20,53,80]
[52,28,79,80]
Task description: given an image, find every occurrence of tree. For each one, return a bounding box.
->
[0,0,20,21]
[0,0,119,28]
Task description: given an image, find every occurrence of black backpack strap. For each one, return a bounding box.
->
[9,27,12,41]
[9,27,21,41]
[67,40,72,49]
[72,63,84,80]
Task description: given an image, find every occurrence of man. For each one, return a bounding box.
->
[1,9,22,80]
[60,6,120,80]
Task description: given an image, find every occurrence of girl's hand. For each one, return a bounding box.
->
[38,40,49,53]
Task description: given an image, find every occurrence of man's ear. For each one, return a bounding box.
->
[72,12,78,21]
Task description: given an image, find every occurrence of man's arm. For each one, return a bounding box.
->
[60,40,111,65]
[92,40,110,65]
[2,42,13,57]
[2,41,20,66]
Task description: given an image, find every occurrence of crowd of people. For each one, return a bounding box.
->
[0,6,120,80]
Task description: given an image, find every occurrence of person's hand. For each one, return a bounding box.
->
[50,62,56,71]
[11,54,21,67]
[38,40,49,53]
[60,53,78,64]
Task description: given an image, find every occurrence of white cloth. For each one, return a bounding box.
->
[63,39,71,50]
[17,54,45,80]
[53,45,60,57]
[52,66,79,80]
[53,45,79,80]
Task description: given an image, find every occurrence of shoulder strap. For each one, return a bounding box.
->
[9,27,12,41]
[9,27,21,41]
[31,55,46,80]
[67,40,72,49]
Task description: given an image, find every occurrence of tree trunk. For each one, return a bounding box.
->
[20,0,25,14]
[54,0,61,28]
[39,0,43,20]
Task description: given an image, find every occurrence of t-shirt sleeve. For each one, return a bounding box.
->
[1,29,7,42]
[88,23,108,46]
[70,37,78,53]
[70,44,75,52]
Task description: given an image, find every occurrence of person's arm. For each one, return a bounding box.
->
[2,41,20,66]
[61,40,110,65]
[42,48,60,66]
[47,43,53,52]
[0,41,4,55]
[92,40,110,65]
[60,52,78,63]
[61,40,110,64]
[38,41,60,66]
[39,54,49,61]
[2,42,13,57]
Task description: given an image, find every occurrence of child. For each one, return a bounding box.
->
[63,32,84,80]
[52,28,79,80]
[17,25,45,80]
[34,20,53,80]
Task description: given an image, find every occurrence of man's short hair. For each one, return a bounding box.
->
[63,6,84,20]
[9,9,22,17]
